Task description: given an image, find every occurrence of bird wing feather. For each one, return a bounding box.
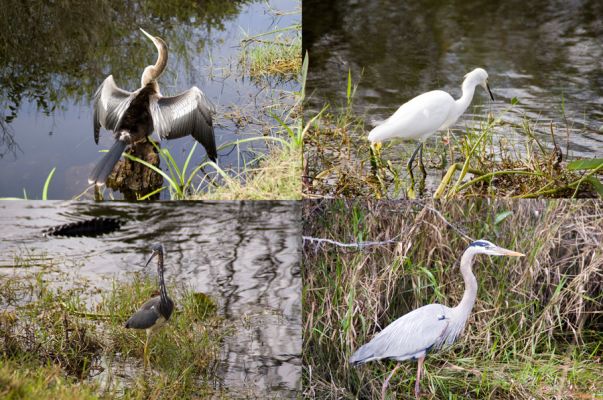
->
[350,303,453,364]
[124,296,161,329]
[369,90,454,142]
[149,87,217,161]
[92,75,134,144]
[389,90,453,138]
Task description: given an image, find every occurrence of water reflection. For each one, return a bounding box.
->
[303,0,603,161]
[0,200,301,397]
[0,0,300,198]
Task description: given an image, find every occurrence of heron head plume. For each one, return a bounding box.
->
[145,243,166,267]
[140,28,168,86]
[469,239,524,257]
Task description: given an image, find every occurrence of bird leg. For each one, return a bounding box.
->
[370,142,383,172]
[415,355,425,399]
[406,142,423,186]
[381,363,401,400]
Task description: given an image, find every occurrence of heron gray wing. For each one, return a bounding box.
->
[350,303,453,364]
[149,87,217,161]
[92,75,134,144]
[124,296,161,329]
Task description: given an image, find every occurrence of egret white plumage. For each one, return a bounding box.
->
[368,68,494,177]
[349,240,523,399]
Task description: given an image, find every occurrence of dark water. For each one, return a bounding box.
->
[303,0,603,170]
[0,201,301,397]
[0,0,299,199]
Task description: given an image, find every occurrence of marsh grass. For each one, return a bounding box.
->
[304,75,603,199]
[0,268,227,399]
[302,200,603,399]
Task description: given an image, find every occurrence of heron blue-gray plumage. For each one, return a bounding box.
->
[368,68,494,179]
[90,28,217,186]
[349,240,524,399]
[125,243,174,365]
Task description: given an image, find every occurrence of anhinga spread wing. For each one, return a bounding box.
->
[92,75,134,144]
[149,87,217,161]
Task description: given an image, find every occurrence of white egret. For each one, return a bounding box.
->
[368,68,494,177]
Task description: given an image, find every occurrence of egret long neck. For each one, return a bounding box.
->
[453,80,477,120]
[455,249,478,322]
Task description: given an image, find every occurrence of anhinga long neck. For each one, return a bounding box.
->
[141,37,168,86]
[454,248,478,322]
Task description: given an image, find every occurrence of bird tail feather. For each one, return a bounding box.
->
[88,139,127,186]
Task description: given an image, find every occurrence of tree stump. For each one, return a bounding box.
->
[103,138,163,200]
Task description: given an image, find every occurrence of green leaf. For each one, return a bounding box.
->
[494,210,513,225]
[511,97,519,105]
[42,167,56,200]
[346,69,352,103]
[586,176,603,198]
[567,158,603,171]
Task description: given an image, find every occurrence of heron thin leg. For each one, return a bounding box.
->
[415,355,425,398]
[381,363,401,400]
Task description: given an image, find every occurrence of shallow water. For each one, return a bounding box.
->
[0,200,301,397]
[0,0,299,199]
[303,0,603,191]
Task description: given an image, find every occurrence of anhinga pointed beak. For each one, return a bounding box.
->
[139,27,154,41]
[486,82,494,101]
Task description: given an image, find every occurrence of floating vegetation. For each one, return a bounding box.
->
[241,25,302,80]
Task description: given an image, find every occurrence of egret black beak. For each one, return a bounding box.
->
[486,82,494,101]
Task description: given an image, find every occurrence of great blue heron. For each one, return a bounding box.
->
[368,68,494,178]
[125,243,174,366]
[349,240,524,399]
[89,28,217,186]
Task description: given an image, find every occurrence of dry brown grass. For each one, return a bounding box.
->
[302,200,603,399]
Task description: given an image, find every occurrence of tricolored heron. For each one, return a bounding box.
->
[349,240,524,399]
[90,28,217,186]
[125,243,174,366]
[368,68,494,179]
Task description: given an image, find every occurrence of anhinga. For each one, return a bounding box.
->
[89,28,217,186]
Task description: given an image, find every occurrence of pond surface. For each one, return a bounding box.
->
[0,0,299,199]
[0,200,301,397]
[303,0,603,193]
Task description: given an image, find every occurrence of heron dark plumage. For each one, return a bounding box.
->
[90,28,217,186]
[125,243,174,366]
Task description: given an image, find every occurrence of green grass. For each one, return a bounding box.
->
[302,199,603,399]
[0,268,228,399]
[304,72,603,199]
[0,358,100,400]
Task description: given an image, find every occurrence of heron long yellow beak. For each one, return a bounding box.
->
[495,247,525,257]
